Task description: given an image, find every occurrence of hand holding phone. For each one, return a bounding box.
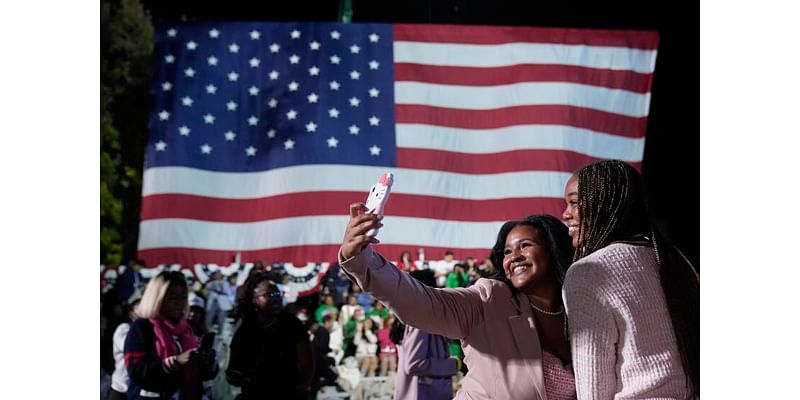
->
[364,172,394,237]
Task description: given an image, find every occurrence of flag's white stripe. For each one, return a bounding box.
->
[396,124,645,161]
[142,166,572,200]
[394,41,657,73]
[138,216,505,251]
[395,81,650,118]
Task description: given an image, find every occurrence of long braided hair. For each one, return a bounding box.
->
[573,160,699,398]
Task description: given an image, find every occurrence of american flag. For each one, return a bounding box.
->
[138,22,658,267]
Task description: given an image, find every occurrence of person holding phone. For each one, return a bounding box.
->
[124,271,218,400]
[339,209,576,399]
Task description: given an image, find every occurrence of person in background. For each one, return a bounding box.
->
[353,285,374,314]
[117,259,145,304]
[366,300,389,326]
[315,294,337,325]
[310,315,341,399]
[187,297,207,338]
[278,274,298,306]
[432,251,457,287]
[396,250,417,273]
[205,271,232,334]
[107,297,141,400]
[377,315,398,376]
[339,295,361,327]
[354,317,379,377]
[124,271,218,400]
[561,159,700,399]
[226,273,313,399]
[327,309,345,365]
[393,270,458,400]
[445,264,469,288]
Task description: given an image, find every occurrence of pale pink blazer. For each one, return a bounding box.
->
[340,245,550,400]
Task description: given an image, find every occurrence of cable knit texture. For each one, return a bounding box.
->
[563,243,687,400]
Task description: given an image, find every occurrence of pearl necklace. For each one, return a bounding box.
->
[530,302,564,316]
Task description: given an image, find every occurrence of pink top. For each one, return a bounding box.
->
[377,328,397,355]
[541,351,576,400]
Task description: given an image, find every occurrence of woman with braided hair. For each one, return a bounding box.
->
[561,160,699,399]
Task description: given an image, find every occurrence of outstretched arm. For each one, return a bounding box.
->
[339,203,487,340]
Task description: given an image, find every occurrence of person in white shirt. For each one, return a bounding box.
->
[108,298,141,400]
[432,251,457,288]
[205,271,232,334]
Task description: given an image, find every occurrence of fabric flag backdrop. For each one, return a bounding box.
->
[138,22,659,267]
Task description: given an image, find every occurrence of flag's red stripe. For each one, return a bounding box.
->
[394,24,659,49]
[139,244,497,269]
[397,148,642,174]
[396,104,647,138]
[394,63,653,93]
[140,193,565,223]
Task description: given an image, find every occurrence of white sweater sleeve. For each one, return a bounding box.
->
[563,261,619,400]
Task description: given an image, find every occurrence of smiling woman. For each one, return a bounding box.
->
[339,206,577,399]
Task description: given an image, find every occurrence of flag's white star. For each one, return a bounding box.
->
[329,81,340,90]
[224,130,236,141]
[165,54,175,63]
[289,54,300,64]
[330,30,341,39]
[349,97,360,107]
[369,116,380,126]
[206,84,217,94]
[348,125,360,135]
[328,108,340,118]
[155,140,167,151]
[330,55,341,64]
[286,109,297,120]
[307,93,319,103]
[269,43,280,53]
[369,88,380,98]
[181,96,193,106]
[249,57,260,68]
[184,67,195,77]
[246,146,257,156]
[248,86,259,96]
[201,143,212,154]
[350,45,360,54]
[209,28,220,38]
[369,60,379,70]
[162,81,172,91]
[228,71,239,81]
[290,29,301,39]
[186,41,197,50]
[350,70,360,80]
[369,145,381,156]
[327,137,339,148]
[305,121,318,132]
[226,101,238,111]
[288,81,299,91]
[369,33,380,43]
[268,98,278,108]
[267,128,276,138]
[284,139,295,149]
[167,28,177,37]
[250,30,261,40]
[228,43,239,53]
[269,70,279,80]
[308,66,320,76]
[158,110,170,120]
[310,41,321,50]
[204,114,215,124]
[248,116,259,126]
[207,56,218,66]
[178,125,190,136]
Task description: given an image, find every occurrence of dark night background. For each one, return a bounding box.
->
[133,0,699,267]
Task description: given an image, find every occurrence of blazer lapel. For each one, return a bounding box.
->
[508,294,548,400]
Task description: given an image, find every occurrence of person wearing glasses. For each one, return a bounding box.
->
[226,272,313,400]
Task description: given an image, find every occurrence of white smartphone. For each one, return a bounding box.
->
[364,172,394,237]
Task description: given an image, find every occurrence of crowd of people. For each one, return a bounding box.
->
[100,159,699,400]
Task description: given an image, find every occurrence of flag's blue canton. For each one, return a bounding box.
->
[145,22,396,172]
